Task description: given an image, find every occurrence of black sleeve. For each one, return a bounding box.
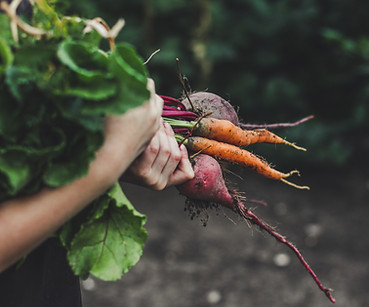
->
[0,238,82,307]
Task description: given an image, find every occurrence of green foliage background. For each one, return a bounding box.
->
[62,0,369,170]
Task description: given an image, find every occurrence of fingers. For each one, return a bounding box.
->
[156,123,183,186]
[166,144,195,187]
[123,121,194,190]
[142,122,182,190]
[146,123,194,190]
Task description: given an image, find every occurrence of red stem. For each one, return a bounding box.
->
[235,202,335,303]
[160,95,186,111]
[239,115,314,130]
[162,110,198,120]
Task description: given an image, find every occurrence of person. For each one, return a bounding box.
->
[0,79,195,307]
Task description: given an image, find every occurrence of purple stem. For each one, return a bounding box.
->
[239,115,314,130]
[162,110,198,120]
[235,201,335,303]
[163,105,178,110]
[160,95,186,111]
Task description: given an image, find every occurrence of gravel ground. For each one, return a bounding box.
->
[81,166,369,307]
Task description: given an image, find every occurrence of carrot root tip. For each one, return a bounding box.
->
[286,169,301,177]
[190,144,213,159]
[281,178,310,190]
[288,142,307,152]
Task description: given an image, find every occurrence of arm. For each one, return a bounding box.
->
[0,79,163,271]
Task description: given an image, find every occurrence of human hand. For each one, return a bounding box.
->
[103,79,163,156]
[121,120,194,190]
[96,79,164,185]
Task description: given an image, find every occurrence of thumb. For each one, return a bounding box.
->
[167,145,194,187]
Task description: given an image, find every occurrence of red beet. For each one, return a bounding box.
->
[181,92,314,131]
[176,154,335,303]
[177,154,235,209]
[181,92,239,125]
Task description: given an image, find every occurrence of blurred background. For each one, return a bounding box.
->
[60,0,369,170]
[57,0,368,306]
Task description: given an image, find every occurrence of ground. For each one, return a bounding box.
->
[81,166,369,307]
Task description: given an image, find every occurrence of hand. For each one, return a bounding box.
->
[121,120,194,190]
[97,79,164,184]
[103,79,163,155]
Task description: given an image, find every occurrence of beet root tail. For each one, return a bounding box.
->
[234,201,335,303]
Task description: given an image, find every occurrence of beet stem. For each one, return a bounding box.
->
[240,115,314,130]
[235,202,335,303]
[176,58,194,110]
[160,95,187,111]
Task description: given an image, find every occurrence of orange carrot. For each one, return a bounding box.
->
[184,136,309,189]
[194,117,306,151]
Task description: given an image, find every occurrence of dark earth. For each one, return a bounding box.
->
[81,165,369,307]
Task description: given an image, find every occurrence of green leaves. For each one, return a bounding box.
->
[107,43,150,112]
[56,40,116,100]
[0,37,13,77]
[0,150,34,195]
[0,2,150,280]
[64,184,147,281]
[0,15,13,46]
[54,40,150,114]
[0,15,150,198]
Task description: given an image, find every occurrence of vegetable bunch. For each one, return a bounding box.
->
[161,94,335,303]
[1,0,149,281]
[161,94,309,189]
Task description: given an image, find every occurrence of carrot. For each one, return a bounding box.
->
[194,117,306,151]
[181,135,309,190]
[164,117,306,151]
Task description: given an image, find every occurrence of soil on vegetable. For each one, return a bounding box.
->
[81,165,369,307]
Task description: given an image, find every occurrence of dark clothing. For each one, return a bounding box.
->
[0,238,82,307]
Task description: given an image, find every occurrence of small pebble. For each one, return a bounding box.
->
[273,253,291,267]
[207,290,221,304]
[304,223,322,237]
[304,223,323,247]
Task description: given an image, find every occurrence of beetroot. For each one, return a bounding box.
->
[177,154,235,209]
[176,154,335,303]
[180,91,314,130]
[181,92,239,125]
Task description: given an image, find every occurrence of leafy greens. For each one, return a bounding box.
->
[0,0,149,281]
